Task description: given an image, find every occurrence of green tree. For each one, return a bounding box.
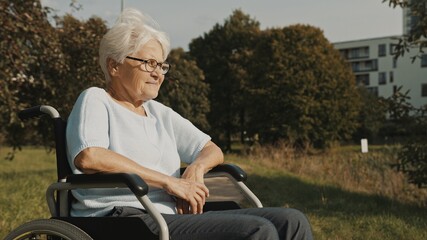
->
[384,1,427,187]
[157,48,210,131]
[0,0,66,149]
[54,14,107,116]
[396,139,427,188]
[246,25,361,149]
[387,88,427,187]
[0,0,107,153]
[384,0,427,60]
[189,9,260,151]
[352,87,387,143]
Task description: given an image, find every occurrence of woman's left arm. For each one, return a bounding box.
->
[181,140,224,184]
[178,140,223,214]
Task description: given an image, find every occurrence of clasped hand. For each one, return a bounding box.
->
[165,165,209,214]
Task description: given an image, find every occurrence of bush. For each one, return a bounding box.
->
[396,139,427,188]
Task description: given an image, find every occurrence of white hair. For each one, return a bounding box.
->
[99,8,171,84]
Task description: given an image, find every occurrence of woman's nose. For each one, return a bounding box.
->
[150,69,161,79]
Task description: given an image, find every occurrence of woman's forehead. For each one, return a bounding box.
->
[135,40,164,60]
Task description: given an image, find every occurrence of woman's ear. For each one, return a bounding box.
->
[107,58,120,76]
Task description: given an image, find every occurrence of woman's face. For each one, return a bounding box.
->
[112,39,165,103]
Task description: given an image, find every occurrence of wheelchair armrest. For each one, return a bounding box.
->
[181,163,247,182]
[49,173,169,239]
[66,173,149,197]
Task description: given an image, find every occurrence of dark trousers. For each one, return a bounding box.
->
[109,206,313,240]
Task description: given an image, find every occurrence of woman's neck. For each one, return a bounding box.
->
[107,86,146,116]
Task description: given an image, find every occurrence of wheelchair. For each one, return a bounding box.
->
[5,105,263,240]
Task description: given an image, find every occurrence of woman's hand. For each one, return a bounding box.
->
[165,175,209,214]
[171,141,223,214]
[175,163,209,214]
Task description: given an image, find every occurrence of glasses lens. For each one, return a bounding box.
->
[161,63,170,74]
[145,59,158,72]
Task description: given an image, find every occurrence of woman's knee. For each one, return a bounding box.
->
[247,217,280,240]
[275,208,313,240]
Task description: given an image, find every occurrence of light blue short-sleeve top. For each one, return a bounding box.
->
[66,87,211,216]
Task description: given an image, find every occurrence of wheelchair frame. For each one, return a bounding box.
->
[5,105,263,240]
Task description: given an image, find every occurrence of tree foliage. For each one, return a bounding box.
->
[385,0,427,188]
[384,0,427,60]
[382,87,427,187]
[245,25,361,148]
[157,48,210,131]
[352,87,387,143]
[396,138,427,188]
[189,9,261,151]
[0,3,386,155]
[190,11,361,150]
[0,0,65,149]
[54,14,107,115]
[1,1,210,155]
[0,0,106,152]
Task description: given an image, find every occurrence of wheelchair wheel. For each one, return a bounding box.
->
[5,219,92,240]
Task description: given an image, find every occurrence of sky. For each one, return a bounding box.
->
[40,0,403,50]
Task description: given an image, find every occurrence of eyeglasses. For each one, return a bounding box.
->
[125,56,170,75]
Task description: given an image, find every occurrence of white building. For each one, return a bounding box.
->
[333,1,427,109]
[334,37,427,108]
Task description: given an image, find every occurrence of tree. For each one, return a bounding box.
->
[189,9,260,151]
[246,25,361,148]
[384,1,427,187]
[157,48,210,131]
[0,0,107,154]
[396,139,427,188]
[384,0,427,61]
[352,87,387,143]
[383,87,427,187]
[0,0,66,150]
[54,14,107,116]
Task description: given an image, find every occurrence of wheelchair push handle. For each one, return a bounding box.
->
[19,105,61,120]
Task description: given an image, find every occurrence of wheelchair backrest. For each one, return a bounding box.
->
[18,105,73,181]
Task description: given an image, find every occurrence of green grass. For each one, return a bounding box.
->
[0,147,56,237]
[226,145,427,240]
[1,146,426,239]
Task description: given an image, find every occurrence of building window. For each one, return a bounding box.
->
[422,84,427,97]
[421,54,427,67]
[389,43,398,55]
[355,74,370,86]
[389,71,394,83]
[339,46,369,60]
[379,72,387,85]
[393,85,398,93]
[351,59,378,72]
[366,87,378,97]
[378,44,386,57]
[393,58,398,68]
[351,62,360,72]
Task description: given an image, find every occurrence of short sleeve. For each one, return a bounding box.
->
[168,110,211,164]
[66,88,110,171]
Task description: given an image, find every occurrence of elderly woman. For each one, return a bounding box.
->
[66,8,313,240]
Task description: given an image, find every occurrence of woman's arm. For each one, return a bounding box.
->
[177,140,224,214]
[181,141,224,183]
[74,146,210,213]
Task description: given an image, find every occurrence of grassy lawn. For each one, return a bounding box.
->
[1,146,426,239]
[0,147,56,238]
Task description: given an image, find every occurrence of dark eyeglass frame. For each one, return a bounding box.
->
[125,56,170,75]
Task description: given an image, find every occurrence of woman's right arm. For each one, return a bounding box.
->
[74,146,209,213]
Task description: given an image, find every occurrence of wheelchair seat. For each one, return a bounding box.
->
[5,105,263,240]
